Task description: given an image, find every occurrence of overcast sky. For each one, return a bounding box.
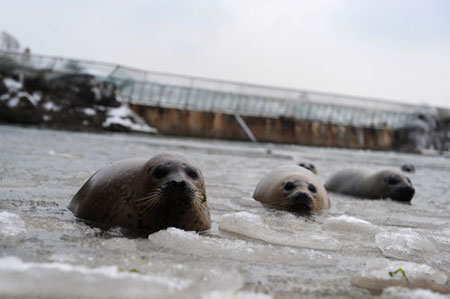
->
[2,0,450,107]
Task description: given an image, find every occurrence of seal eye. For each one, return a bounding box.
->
[186,168,199,180]
[284,182,295,191]
[308,184,317,193]
[386,176,400,185]
[153,166,170,179]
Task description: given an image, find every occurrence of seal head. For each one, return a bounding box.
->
[69,152,211,234]
[253,165,330,214]
[380,171,415,202]
[325,169,415,203]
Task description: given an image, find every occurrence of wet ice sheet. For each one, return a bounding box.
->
[0,256,247,299]
[351,259,449,295]
[219,212,341,251]
[1,125,450,298]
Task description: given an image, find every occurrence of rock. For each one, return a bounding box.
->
[0,65,156,134]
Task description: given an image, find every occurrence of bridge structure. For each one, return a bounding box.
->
[1,50,419,129]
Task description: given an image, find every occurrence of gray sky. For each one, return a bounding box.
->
[2,0,450,107]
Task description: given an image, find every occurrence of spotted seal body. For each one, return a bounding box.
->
[68,152,211,233]
[253,165,330,214]
[325,169,415,202]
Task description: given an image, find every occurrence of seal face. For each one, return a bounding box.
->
[325,169,415,202]
[253,165,330,214]
[298,162,318,174]
[401,164,415,173]
[68,152,211,234]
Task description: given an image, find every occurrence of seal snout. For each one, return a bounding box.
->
[289,191,314,212]
[393,186,415,202]
[162,179,195,204]
[167,179,187,190]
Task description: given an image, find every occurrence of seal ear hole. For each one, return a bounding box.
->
[308,184,317,193]
[406,177,412,184]
[153,165,170,179]
[284,182,295,191]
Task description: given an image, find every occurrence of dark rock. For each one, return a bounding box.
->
[0,92,41,124]
[0,75,7,95]
[0,67,155,134]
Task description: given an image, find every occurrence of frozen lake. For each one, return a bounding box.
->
[0,125,449,298]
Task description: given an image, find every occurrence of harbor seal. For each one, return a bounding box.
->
[68,152,211,234]
[325,169,415,202]
[298,162,318,174]
[253,165,330,214]
[401,163,416,173]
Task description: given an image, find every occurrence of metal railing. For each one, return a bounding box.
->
[0,50,419,128]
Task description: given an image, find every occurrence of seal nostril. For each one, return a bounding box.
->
[167,180,187,190]
[294,192,310,201]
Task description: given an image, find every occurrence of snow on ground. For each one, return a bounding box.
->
[102,104,157,133]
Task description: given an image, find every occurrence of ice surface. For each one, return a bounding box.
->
[148,227,335,266]
[375,229,437,262]
[322,215,384,236]
[102,104,157,133]
[2,126,450,298]
[202,291,273,299]
[100,237,138,252]
[351,259,448,295]
[219,212,341,251]
[0,211,26,242]
[380,286,450,299]
[0,256,244,299]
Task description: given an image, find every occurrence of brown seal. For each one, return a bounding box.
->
[298,162,318,174]
[253,165,330,214]
[68,152,211,234]
[325,169,415,202]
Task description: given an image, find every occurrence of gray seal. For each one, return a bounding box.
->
[253,165,330,214]
[401,164,416,173]
[298,162,318,174]
[325,169,415,202]
[68,152,211,234]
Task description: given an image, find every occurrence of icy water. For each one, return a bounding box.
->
[0,125,449,299]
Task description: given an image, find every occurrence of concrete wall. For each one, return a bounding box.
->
[130,104,394,150]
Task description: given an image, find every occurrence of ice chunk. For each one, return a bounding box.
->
[322,215,384,236]
[219,212,341,251]
[351,259,448,295]
[148,227,334,266]
[380,286,449,299]
[0,256,189,298]
[375,230,437,262]
[0,256,243,298]
[0,211,26,242]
